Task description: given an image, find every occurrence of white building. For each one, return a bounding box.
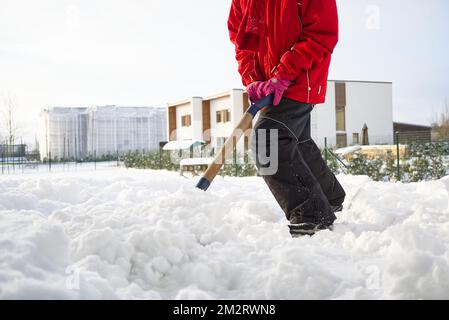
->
[39,107,89,161]
[167,80,393,152]
[39,106,166,160]
[311,80,394,148]
[167,90,249,154]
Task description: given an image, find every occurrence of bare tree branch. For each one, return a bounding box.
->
[1,93,20,145]
[432,97,449,141]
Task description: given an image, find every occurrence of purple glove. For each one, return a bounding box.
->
[246,78,291,106]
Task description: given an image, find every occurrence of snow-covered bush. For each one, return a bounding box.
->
[124,150,257,177]
[347,154,369,176]
[366,157,384,182]
[323,151,344,175]
[346,153,383,181]
[331,145,448,183]
[407,141,449,158]
[402,154,446,183]
[123,151,179,171]
[124,142,448,182]
[384,151,397,181]
[220,151,257,177]
[400,142,447,182]
[222,154,257,177]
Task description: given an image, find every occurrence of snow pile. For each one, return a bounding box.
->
[1,167,449,299]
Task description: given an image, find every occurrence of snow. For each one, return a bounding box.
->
[335,145,362,156]
[362,144,406,150]
[180,158,214,166]
[1,166,449,299]
[163,140,205,151]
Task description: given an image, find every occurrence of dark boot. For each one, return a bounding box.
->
[288,220,333,237]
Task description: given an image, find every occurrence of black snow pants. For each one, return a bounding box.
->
[253,98,346,225]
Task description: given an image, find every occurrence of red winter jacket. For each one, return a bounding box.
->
[228,0,339,104]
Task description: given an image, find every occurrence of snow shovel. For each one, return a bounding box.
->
[196,94,274,191]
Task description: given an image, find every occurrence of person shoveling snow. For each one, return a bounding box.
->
[228,0,346,237]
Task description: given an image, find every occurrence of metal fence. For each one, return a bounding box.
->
[2,130,444,182]
[0,145,127,175]
[322,130,446,182]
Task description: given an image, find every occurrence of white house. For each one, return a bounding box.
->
[39,106,166,160]
[311,80,394,148]
[167,80,393,152]
[167,89,249,154]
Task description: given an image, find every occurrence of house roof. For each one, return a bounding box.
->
[328,79,393,84]
[168,89,245,108]
[203,89,244,101]
[393,122,431,130]
[167,99,193,108]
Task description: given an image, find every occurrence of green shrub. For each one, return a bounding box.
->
[341,148,448,183]
[124,143,449,183]
[123,151,179,171]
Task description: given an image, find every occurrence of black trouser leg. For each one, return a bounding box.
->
[297,115,346,207]
[253,99,337,225]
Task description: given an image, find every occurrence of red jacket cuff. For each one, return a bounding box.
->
[242,74,263,87]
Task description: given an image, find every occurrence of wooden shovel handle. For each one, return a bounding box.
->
[202,112,254,182]
[196,94,274,191]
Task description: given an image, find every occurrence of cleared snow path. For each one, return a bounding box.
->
[1,168,449,299]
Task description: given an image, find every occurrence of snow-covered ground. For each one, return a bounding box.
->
[1,166,449,300]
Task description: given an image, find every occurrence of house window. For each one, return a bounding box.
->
[353,133,360,145]
[216,137,226,149]
[335,82,346,133]
[225,110,231,122]
[335,82,346,108]
[216,111,222,123]
[336,106,346,132]
[336,133,347,148]
[216,109,231,123]
[181,115,192,127]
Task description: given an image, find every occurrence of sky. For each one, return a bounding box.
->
[0,0,448,143]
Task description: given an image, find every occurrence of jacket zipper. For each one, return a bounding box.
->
[298,2,311,103]
[306,70,311,104]
[253,52,258,81]
[298,2,304,34]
